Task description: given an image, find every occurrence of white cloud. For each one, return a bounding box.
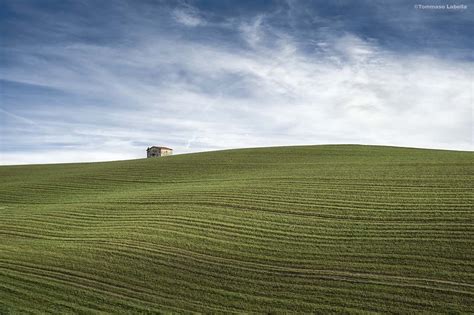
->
[239,15,264,48]
[0,150,138,165]
[172,6,205,27]
[1,20,472,165]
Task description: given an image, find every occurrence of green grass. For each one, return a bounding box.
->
[0,145,473,313]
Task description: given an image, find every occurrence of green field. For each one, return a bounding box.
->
[0,145,473,313]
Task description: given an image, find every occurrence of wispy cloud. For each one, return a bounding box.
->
[239,15,265,48]
[173,4,206,27]
[1,0,472,165]
[0,108,39,126]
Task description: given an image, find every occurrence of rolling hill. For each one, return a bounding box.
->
[0,145,473,313]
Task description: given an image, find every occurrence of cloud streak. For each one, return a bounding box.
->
[173,4,206,27]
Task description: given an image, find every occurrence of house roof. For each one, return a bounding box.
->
[147,146,173,151]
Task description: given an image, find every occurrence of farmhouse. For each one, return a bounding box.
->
[146,146,173,158]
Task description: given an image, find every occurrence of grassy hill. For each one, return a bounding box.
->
[0,145,473,313]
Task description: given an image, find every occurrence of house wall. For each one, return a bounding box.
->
[161,149,172,156]
[147,148,173,158]
[147,148,161,158]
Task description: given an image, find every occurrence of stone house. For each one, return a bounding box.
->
[146,146,173,158]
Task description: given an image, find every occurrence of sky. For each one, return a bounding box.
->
[1,0,473,165]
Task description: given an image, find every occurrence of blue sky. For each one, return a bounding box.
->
[1,0,473,164]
